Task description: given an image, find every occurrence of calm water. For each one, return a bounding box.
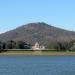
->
[0,55,75,75]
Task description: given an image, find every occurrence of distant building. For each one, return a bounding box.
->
[32,42,45,50]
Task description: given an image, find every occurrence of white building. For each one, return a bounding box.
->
[32,42,45,50]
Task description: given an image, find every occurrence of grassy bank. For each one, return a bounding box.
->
[0,50,75,56]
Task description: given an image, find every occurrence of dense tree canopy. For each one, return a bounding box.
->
[0,40,31,50]
[0,40,75,52]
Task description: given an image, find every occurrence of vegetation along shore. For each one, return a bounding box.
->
[0,22,75,55]
[0,50,75,56]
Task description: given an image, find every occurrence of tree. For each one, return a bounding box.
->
[15,41,25,49]
[5,40,16,49]
[2,43,6,49]
[56,42,70,51]
[15,41,31,49]
[67,40,75,51]
[0,41,3,50]
[70,43,75,50]
[47,42,61,50]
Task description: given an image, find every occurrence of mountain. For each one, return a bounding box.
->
[0,22,75,48]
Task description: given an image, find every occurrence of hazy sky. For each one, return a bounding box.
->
[0,0,75,32]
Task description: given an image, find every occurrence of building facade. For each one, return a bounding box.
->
[32,42,45,50]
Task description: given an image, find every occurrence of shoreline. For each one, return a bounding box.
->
[0,51,75,56]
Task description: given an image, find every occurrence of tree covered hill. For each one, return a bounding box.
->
[0,22,75,48]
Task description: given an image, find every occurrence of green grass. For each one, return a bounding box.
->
[1,49,75,54]
[2,49,75,52]
[6,50,34,53]
[1,50,75,56]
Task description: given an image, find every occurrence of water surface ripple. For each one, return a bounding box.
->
[0,55,75,75]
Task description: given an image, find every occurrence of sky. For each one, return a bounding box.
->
[0,0,75,33]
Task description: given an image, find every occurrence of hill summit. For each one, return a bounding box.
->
[0,22,75,48]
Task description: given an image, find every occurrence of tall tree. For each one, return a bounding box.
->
[6,40,16,49]
[0,41,3,50]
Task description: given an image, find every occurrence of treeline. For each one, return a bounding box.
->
[0,40,31,50]
[0,40,75,52]
[48,40,75,51]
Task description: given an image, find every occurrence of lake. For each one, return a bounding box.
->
[0,55,75,75]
